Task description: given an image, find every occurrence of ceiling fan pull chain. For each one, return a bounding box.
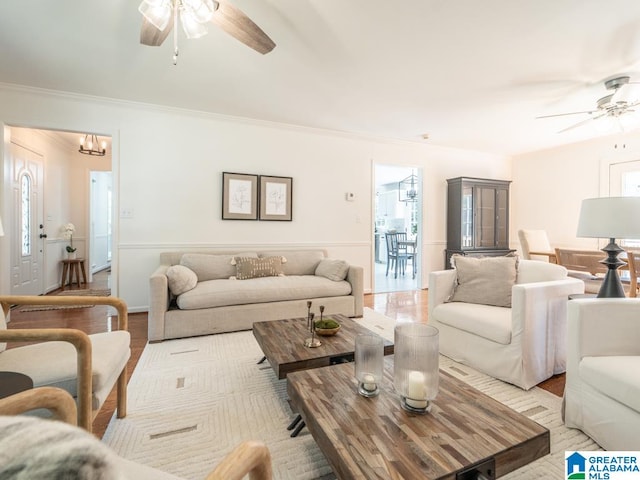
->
[173,0,179,65]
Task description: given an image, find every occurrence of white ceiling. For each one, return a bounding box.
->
[2,1,640,156]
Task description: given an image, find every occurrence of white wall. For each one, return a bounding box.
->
[511,132,640,252]
[0,84,511,311]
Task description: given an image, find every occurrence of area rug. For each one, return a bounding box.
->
[102,308,601,479]
[15,289,111,312]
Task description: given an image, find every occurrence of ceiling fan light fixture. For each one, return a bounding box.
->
[182,0,217,23]
[139,0,172,31]
[180,9,208,39]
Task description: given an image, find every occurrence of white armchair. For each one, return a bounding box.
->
[429,259,584,390]
[563,298,640,450]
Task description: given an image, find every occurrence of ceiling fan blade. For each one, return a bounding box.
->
[211,0,276,54]
[140,15,173,47]
[536,110,598,119]
[557,113,606,133]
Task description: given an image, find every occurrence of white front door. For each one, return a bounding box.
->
[10,141,45,295]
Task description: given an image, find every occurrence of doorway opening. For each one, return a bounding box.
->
[5,126,112,294]
[373,164,422,293]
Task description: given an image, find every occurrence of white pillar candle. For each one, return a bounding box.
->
[362,373,377,392]
[406,370,428,409]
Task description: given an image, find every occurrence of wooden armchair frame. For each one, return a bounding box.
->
[0,386,272,480]
[0,295,128,432]
[0,386,77,425]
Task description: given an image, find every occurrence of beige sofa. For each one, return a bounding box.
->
[149,249,363,342]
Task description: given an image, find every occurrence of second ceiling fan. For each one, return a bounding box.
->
[537,76,640,133]
[139,0,276,64]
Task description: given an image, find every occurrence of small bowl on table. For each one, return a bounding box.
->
[314,318,341,336]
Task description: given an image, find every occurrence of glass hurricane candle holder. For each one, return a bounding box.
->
[355,334,383,397]
[393,323,439,414]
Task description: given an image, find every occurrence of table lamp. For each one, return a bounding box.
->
[576,197,640,297]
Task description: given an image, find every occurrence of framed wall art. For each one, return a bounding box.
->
[259,175,293,221]
[222,172,258,220]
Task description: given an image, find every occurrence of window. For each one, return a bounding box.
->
[21,173,32,256]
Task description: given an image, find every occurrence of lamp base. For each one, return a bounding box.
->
[597,239,626,298]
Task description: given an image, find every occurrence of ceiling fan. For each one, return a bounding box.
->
[139,0,275,64]
[537,76,640,133]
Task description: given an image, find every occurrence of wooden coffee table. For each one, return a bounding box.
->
[252,314,394,380]
[287,357,550,479]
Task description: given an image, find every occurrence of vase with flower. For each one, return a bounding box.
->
[62,223,77,259]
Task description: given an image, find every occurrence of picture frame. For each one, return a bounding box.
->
[259,175,293,221]
[222,172,258,220]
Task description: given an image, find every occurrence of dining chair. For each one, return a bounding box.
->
[395,232,416,279]
[385,232,413,278]
[625,250,640,297]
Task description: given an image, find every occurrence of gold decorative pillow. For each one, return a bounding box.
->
[233,256,285,280]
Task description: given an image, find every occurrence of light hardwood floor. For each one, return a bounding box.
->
[6,271,565,438]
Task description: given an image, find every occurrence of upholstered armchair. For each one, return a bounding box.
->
[0,387,272,480]
[0,295,130,432]
[518,229,556,262]
[429,258,584,390]
[563,298,640,450]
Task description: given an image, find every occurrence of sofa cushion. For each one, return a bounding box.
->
[433,302,512,345]
[177,275,352,310]
[580,355,640,413]
[449,255,517,307]
[259,250,325,275]
[315,258,349,281]
[516,259,568,284]
[180,253,258,281]
[0,331,131,409]
[166,265,198,295]
[234,256,285,280]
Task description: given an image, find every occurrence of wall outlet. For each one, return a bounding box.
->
[120,208,134,219]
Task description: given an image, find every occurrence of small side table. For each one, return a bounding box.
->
[569,293,598,300]
[61,258,88,290]
[0,371,33,399]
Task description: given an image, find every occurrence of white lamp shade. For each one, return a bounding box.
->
[577,197,640,239]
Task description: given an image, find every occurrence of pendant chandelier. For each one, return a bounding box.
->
[398,172,418,203]
[79,134,106,156]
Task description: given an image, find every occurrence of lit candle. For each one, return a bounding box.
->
[362,373,377,392]
[406,370,428,409]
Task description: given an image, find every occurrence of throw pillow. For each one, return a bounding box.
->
[315,258,349,281]
[0,416,123,479]
[166,265,198,295]
[180,253,258,281]
[449,255,518,307]
[234,256,285,280]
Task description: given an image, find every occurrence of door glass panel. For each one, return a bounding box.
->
[461,186,473,247]
[495,188,508,247]
[21,173,31,256]
[475,187,496,247]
